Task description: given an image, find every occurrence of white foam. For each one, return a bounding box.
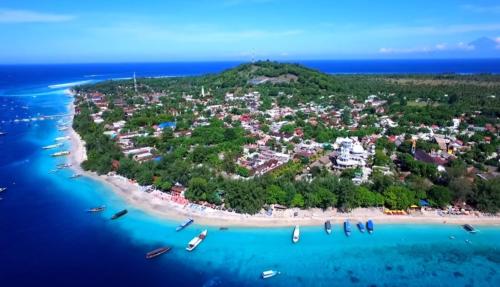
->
[48,80,93,89]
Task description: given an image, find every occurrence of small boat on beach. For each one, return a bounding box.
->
[325,220,332,235]
[146,246,172,259]
[186,229,208,251]
[344,220,352,237]
[366,220,374,234]
[292,225,300,243]
[176,218,194,232]
[42,143,62,150]
[357,222,366,233]
[261,270,280,279]
[111,209,128,220]
[51,151,70,157]
[55,136,70,142]
[87,205,106,212]
[463,224,477,233]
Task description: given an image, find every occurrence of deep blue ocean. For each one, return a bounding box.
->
[1,60,500,287]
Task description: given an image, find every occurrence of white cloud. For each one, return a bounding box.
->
[370,23,500,37]
[0,8,75,23]
[379,42,475,54]
[92,22,302,43]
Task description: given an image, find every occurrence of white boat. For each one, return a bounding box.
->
[0,187,7,192]
[261,270,280,279]
[58,127,69,131]
[292,225,300,243]
[51,151,70,157]
[55,136,70,142]
[70,173,82,179]
[42,143,63,150]
[186,229,207,251]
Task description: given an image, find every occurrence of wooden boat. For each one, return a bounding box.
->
[357,222,366,233]
[344,220,352,237]
[186,229,208,251]
[87,205,106,212]
[366,220,374,234]
[146,246,172,259]
[292,225,300,243]
[261,270,280,279]
[463,224,477,233]
[111,209,128,220]
[176,218,194,232]
[324,220,332,235]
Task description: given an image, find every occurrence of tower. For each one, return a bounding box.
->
[133,72,138,94]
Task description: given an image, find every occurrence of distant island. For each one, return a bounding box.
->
[70,61,500,224]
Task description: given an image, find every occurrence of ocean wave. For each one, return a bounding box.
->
[48,80,93,89]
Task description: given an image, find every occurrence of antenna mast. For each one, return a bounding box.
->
[133,72,138,94]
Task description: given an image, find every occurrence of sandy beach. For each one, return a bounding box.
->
[66,102,500,227]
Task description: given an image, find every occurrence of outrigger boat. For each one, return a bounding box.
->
[42,143,63,150]
[325,220,332,235]
[292,225,300,243]
[463,224,477,233]
[344,220,352,237]
[261,270,280,279]
[51,151,70,157]
[111,209,128,220]
[56,163,72,169]
[87,205,106,212]
[357,222,366,233]
[366,220,374,234]
[176,218,194,232]
[146,246,172,259]
[55,136,70,142]
[186,229,208,251]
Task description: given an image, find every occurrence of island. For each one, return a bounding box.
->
[69,61,500,226]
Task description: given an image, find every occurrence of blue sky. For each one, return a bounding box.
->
[1,0,500,63]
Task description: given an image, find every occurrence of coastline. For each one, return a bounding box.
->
[66,101,500,227]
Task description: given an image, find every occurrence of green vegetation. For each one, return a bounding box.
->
[73,61,500,214]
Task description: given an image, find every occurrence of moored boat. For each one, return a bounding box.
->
[366,220,374,234]
[42,143,62,150]
[292,225,300,243]
[357,222,366,233]
[0,132,6,136]
[0,187,7,192]
[69,173,82,179]
[51,151,70,157]
[176,218,194,232]
[55,136,70,142]
[87,205,106,212]
[146,246,172,259]
[325,220,332,235]
[463,224,477,233]
[344,220,352,237]
[261,270,280,279]
[111,209,128,220]
[186,229,208,251]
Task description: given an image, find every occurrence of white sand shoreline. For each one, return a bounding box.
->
[66,101,500,227]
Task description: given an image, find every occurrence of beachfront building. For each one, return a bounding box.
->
[331,137,369,170]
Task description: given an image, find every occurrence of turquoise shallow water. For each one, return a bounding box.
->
[1,64,499,286]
